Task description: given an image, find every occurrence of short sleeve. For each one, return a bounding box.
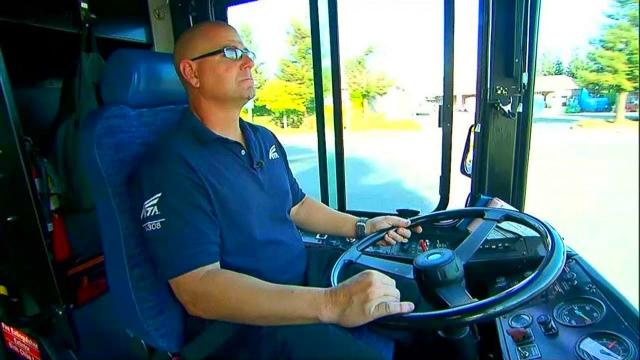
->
[273,136,306,207]
[132,161,220,281]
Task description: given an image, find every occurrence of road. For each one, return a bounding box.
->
[279,112,639,308]
[526,117,639,309]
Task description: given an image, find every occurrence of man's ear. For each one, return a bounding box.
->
[179,60,200,88]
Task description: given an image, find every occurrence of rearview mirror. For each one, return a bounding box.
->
[460,124,475,177]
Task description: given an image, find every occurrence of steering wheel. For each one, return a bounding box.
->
[331,207,566,330]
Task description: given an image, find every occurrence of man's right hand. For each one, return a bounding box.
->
[321,270,415,328]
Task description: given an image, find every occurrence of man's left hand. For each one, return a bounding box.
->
[366,216,423,246]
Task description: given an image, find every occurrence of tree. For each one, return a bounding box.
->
[575,0,639,122]
[565,53,588,78]
[258,79,306,128]
[537,53,565,75]
[255,21,315,128]
[552,59,565,75]
[277,21,315,114]
[344,46,393,115]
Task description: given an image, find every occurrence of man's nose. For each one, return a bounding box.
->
[240,54,255,69]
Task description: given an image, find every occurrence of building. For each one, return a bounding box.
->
[533,75,580,109]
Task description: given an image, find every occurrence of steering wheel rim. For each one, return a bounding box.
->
[330,207,566,330]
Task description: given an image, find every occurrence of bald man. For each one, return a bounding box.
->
[133,21,422,359]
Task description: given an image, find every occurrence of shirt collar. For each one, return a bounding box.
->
[182,109,252,146]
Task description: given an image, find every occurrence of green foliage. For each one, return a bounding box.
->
[248,23,394,129]
[254,21,314,128]
[564,97,582,113]
[565,53,588,78]
[345,110,421,131]
[575,0,639,95]
[258,79,305,128]
[322,68,332,98]
[553,59,565,75]
[276,21,315,114]
[238,24,256,53]
[345,46,393,110]
[537,53,565,75]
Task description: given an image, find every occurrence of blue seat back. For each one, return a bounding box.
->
[81,49,188,352]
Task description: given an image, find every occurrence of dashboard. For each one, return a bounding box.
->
[494,256,639,360]
[300,225,639,360]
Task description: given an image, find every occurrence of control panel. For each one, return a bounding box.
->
[300,221,544,264]
[495,257,639,360]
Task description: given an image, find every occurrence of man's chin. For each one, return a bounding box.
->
[244,91,256,102]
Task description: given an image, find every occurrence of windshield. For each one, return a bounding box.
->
[229,0,638,308]
[526,0,639,308]
[228,0,475,214]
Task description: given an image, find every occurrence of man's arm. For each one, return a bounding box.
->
[290,196,420,244]
[170,262,414,328]
[289,196,361,238]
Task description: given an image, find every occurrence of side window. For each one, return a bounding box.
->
[229,0,478,214]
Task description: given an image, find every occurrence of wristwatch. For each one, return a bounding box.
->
[355,217,368,239]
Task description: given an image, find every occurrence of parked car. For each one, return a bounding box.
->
[625,92,639,113]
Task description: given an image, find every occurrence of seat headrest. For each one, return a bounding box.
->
[101,49,187,108]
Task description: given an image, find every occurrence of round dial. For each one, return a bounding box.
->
[576,331,637,360]
[553,296,605,327]
[509,313,533,328]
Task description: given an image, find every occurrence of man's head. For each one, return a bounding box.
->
[174,21,255,108]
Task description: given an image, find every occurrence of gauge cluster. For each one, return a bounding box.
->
[496,256,639,360]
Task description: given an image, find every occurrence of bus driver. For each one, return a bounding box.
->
[133,21,422,359]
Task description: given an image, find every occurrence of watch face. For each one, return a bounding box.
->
[356,218,367,239]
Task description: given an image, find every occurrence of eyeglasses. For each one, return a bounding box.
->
[190,46,256,62]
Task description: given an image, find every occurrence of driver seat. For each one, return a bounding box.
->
[80,49,235,359]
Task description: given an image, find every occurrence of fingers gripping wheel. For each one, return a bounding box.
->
[330,207,567,330]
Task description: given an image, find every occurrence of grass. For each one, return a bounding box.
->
[575,118,639,130]
[243,107,423,135]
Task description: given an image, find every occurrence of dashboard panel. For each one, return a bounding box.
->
[300,220,545,265]
[494,256,639,360]
[300,227,639,360]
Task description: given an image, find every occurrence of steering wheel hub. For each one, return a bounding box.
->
[414,249,466,308]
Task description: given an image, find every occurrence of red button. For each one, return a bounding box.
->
[419,240,428,252]
[506,328,531,343]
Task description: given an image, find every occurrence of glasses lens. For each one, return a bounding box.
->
[244,49,256,61]
[222,47,255,61]
[223,47,240,60]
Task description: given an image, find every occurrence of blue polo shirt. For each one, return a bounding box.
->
[132,110,307,285]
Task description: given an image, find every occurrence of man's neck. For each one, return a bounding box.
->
[190,97,244,143]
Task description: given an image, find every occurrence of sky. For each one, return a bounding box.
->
[537,0,611,63]
[228,0,613,97]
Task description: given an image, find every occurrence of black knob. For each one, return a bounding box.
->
[537,314,551,326]
[537,314,558,336]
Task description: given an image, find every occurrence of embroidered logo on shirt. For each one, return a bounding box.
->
[141,192,165,231]
[269,145,280,160]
